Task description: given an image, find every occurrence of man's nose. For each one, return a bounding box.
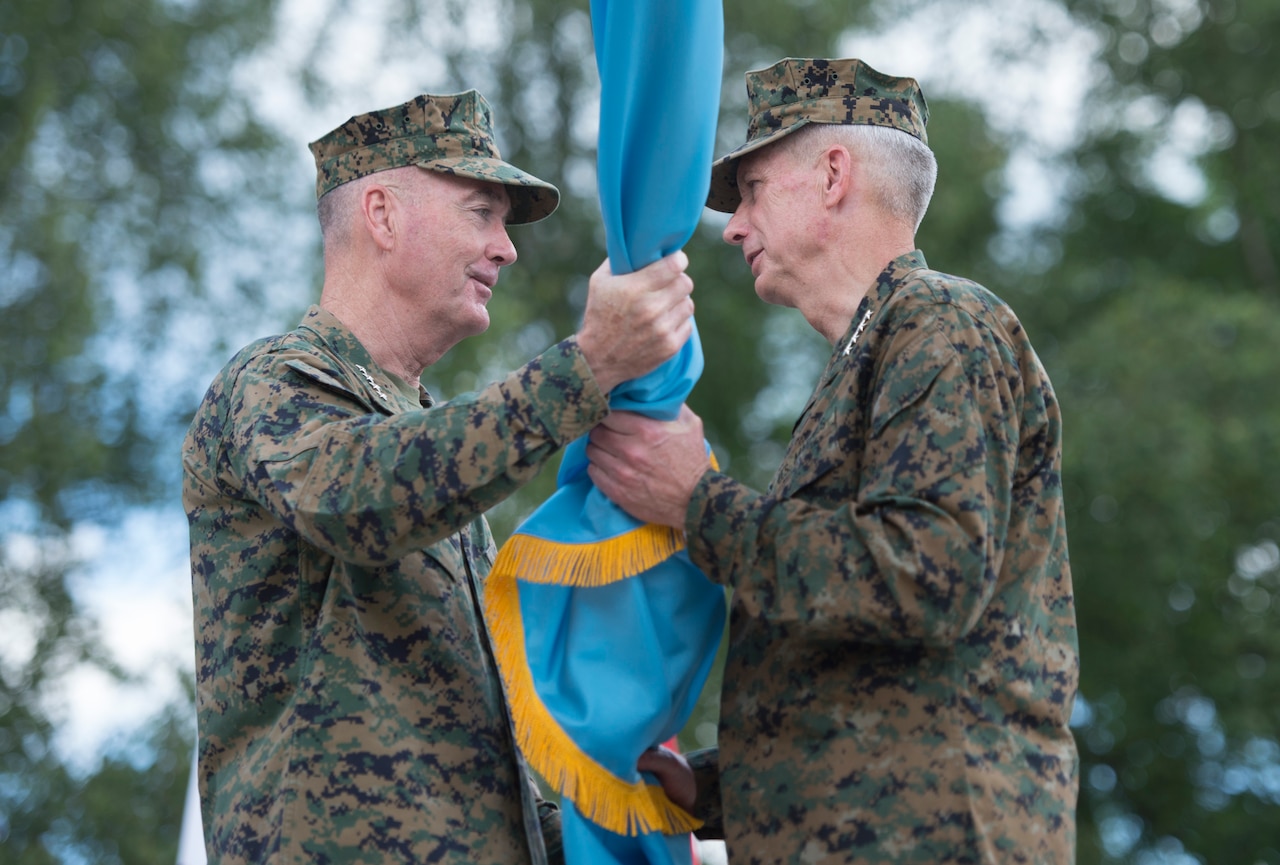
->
[491,228,517,266]
[722,208,747,245]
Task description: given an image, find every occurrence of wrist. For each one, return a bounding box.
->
[576,329,620,394]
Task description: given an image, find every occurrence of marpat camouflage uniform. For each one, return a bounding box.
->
[686,252,1079,863]
[183,306,605,863]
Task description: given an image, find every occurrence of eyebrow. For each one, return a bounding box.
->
[737,154,764,183]
[465,185,513,218]
[469,186,508,205]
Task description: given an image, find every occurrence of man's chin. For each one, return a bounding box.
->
[754,278,782,306]
[451,310,490,343]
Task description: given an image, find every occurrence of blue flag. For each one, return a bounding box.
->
[482,1,727,864]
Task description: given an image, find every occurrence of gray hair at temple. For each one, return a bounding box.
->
[316,171,367,246]
[788,122,938,233]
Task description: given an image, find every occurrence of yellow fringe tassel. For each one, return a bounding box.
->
[483,570,704,837]
[491,523,687,587]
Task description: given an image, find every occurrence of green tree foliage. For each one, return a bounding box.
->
[0,0,284,523]
[1,1,281,861]
[1059,281,1280,862]
[0,539,193,863]
[1022,1,1280,860]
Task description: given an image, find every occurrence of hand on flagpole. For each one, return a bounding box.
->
[586,404,710,528]
[636,745,697,813]
[578,251,695,394]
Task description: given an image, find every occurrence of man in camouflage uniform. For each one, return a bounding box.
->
[182,91,698,864]
[587,58,1080,863]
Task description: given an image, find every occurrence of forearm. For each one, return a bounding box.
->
[686,470,996,648]
[240,339,608,565]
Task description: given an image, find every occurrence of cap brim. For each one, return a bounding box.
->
[706,120,813,213]
[418,157,561,224]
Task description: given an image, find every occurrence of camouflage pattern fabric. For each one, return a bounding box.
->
[707,58,929,213]
[685,251,1079,863]
[182,305,606,864]
[309,90,560,224]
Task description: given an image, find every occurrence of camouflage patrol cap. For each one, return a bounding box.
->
[309,90,560,224]
[707,57,929,213]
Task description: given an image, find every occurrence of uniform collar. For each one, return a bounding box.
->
[298,305,424,409]
[299,305,379,369]
[836,249,929,357]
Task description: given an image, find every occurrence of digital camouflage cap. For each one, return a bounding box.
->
[707,57,930,213]
[309,90,560,224]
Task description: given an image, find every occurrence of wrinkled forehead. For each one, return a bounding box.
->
[734,136,800,183]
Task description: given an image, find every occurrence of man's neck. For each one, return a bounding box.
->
[320,276,446,383]
[802,237,916,345]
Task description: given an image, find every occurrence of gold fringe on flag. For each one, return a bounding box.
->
[482,569,704,837]
[490,453,718,588]
[490,523,687,587]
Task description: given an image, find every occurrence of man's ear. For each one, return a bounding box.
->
[821,144,855,209]
[362,184,396,252]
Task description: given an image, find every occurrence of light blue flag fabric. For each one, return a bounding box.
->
[482,1,727,864]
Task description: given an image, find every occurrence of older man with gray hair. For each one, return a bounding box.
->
[588,57,1080,863]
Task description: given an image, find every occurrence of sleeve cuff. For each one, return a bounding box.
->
[507,336,610,445]
[685,470,763,586]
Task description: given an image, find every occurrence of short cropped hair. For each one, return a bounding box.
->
[317,168,419,251]
[789,123,937,231]
[317,176,361,249]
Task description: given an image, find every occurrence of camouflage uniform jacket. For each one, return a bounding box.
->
[686,251,1079,863]
[182,305,605,864]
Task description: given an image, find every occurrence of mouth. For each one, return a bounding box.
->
[745,249,762,274]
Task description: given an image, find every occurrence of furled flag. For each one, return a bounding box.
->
[482,1,727,864]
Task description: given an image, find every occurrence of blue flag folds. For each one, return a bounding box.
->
[482,1,727,864]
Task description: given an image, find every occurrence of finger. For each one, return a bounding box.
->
[598,410,647,435]
[641,250,688,287]
[584,436,621,467]
[636,745,681,769]
[660,271,694,305]
[669,318,694,353]
[636,747,695,810]
[663,249,689,276]
[655,297,696,336]
[586,436,639,475]
[586,462,620,501]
